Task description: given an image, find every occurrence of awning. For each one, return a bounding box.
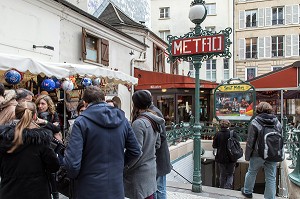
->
[248,61,300,90]
[134,68,218,90]
[0,53,138,85]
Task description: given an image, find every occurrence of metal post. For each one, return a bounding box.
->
[192,57,202,192]
[192,23,202,192]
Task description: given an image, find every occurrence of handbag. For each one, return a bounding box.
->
[51,137,73,198]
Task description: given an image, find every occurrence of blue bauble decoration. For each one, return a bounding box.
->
[4,70,22,85]
[82,77,92,87]
[41,79,56,91]
[52,77,61,89]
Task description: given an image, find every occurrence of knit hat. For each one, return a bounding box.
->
[132,90,152,109]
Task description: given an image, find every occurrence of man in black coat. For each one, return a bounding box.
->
[145,90,172,199]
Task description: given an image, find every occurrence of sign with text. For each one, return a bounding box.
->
[217,84,252,92]
[172,34,225,56]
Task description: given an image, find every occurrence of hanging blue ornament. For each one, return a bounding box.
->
[4,70,22,85]
[82,77,93,87]
[41,78,56,91]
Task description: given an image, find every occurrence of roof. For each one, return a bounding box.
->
[52,0,147,48]
[134,68,218,90]
[97,1,167,46]
[248,61,300,89]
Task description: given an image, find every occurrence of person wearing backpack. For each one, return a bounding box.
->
[213,120,240,189]
[241,101,283,199]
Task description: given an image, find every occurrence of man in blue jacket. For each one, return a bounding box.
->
[63,86,141,199]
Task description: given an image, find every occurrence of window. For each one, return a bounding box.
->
[205,4,216,15]
[224,59,229,80]
[272,66,282,71]
[245,10,257,27]
[159,30,170,42]
[82,28,109,65]
[245,38,258,59]
[159,7,170,18]
[205,26,216,32]
[153,44,165,72]
[272,7,284,25]
[206,59,216,81]
[272,35,284,57]
[170,60,179,75]
[246,67,256,80]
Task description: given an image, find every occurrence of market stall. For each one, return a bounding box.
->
[0,52,138,133]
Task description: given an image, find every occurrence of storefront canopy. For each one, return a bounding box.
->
[134,68,218,90]
[248,61,300,90]
[0,53,138,85]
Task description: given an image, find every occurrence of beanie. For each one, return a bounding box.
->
[132,90,152,109]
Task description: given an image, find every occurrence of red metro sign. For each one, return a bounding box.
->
[172,34,225,56]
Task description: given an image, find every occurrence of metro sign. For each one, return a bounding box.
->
[172,34,225,57]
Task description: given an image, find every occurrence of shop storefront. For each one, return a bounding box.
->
[248,61,300,121]
[134,68,218,125]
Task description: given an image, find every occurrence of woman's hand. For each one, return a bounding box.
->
[35,117,48,125]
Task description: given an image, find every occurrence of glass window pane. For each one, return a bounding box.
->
[212,71,216,81]
[206,71,211,79]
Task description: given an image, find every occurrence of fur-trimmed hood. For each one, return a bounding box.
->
[0,125,53,153]
[0,90,17,109]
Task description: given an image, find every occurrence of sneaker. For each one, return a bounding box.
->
[241,187,253,198]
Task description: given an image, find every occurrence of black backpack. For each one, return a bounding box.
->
[227,131,243,162]
[256,119,284,162]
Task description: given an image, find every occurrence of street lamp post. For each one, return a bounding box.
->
[166,0,232,193]
[188,0,207,193]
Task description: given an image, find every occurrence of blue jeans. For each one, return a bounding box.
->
[153,175,166,199]
[243,156,277,199]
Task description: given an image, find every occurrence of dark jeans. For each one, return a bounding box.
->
[218,162,236,189]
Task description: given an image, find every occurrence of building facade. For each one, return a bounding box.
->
[0,0,146,118]
[235,0,300,81]
[151,0,234,83]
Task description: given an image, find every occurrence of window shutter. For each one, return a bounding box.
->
[258,37,265,58]
[153,44,157,71]
[265,7,271,26]
[265,36,271,58]
[285,5,292,24]
[258,8,264,27]
[292,5,299,24]
[239,11,245,29]
[292,34,299,56]
[239,39,245,60]
[285,35,292,57]
[82,28,87,60]
[101,39,109,66]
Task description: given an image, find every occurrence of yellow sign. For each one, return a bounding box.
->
[218,84,251,92]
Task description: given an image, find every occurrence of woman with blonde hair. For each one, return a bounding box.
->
[0,101,60,199]
[35,94,61,199]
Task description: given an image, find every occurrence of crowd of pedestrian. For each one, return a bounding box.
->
[0,82,285,199]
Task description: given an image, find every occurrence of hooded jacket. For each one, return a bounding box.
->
[0,90,18,125]
[124,111,165,199]
[245,113,282,161]
[0,125,60,199]
[63,102,141,199]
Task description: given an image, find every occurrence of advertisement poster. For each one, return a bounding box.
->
[214,81,255,121]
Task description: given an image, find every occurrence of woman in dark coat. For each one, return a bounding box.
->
[0,101,60,199]
[212,120,239,189]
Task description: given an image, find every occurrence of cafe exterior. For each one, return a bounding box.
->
[134,67,218,125]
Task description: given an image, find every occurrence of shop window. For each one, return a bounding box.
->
[82,28,109,66]
[156,95,175,127]
[153,44,165,72]
[177,95,193,123]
